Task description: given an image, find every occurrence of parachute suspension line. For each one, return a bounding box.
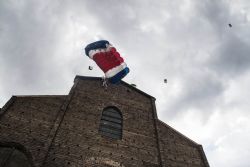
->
[102,76,108,88]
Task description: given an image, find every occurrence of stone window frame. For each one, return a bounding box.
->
[99,106,123,140]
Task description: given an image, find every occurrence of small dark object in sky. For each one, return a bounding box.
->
[131,84,136,87]
[164,79,167,83]
[228,23,232,27]
[88,66,93,70]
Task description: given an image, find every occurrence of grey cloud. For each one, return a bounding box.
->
[0,1,77,99]
[195,0,231,35]
[161,67,226,120]
[193,0,250,78]
[210,34,250,77]
[1,1,250,166]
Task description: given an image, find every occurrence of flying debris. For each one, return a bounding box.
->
[228,23,232,27]
[88,66,93,70]
[85,40,129,84]
[131,84,136,87]
[164,79,167,83]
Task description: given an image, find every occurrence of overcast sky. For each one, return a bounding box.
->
[1,0,250,166]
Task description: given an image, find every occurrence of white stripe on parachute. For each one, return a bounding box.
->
[88,45,114,59]
[105,63,127,78]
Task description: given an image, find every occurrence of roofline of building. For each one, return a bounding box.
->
[0,95,66,118]
[74,75,156,100]
[157,119,210,166]
[0,96,17,119]
[198,145,210,167]
[157,119,199,146]
[14,95,66,98]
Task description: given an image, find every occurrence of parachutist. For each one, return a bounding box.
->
[228,23,232,27]
[85,40,129,84]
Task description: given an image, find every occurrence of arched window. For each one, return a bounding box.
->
[99,107,122,139]
[0,146,32,167]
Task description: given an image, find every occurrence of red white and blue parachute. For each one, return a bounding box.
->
[85,40,129,84]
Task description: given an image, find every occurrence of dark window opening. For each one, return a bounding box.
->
[99,107,122,139]
[0,146,32,167]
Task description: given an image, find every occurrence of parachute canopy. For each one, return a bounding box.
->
[85,40,129,84]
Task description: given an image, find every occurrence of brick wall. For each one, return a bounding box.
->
[0,96,66,167]
[43,78,160,167]
[157,120,208,167]
[0,76,209,167]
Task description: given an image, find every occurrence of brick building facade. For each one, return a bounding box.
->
[0,76,209,167]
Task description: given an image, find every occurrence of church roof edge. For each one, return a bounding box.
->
[74,75,156,100]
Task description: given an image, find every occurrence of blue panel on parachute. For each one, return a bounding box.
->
[85,40,109,56]
[109,67,130,84]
